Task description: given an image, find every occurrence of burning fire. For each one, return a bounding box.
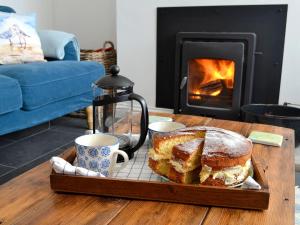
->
[189,58,235,98]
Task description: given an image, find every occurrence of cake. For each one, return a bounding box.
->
[148,130,205,183]
[171,138,204,172]
[148,126,253,186]
[168,138,204,183]
[168,166,201,184]
[199,130,253,186]
[148,158,170,177]
[152,132,201,159]
[148,132,199,183]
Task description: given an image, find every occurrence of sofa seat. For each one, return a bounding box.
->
[0,61,104,110]
[0,75,22,115]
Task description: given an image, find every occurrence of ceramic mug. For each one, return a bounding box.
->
[148,121,186,147]
[75,134,129,177]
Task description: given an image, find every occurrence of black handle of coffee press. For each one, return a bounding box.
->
[129,93,149,152]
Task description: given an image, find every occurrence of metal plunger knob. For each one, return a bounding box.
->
[110,65,120,76]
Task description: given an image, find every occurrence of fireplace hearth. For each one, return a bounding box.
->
[156,5,287,120]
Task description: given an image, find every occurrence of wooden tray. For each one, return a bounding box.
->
[50,149,270,210]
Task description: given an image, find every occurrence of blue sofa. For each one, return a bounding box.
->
[0,6,105,135]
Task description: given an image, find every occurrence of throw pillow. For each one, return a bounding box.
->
[0,12,45,64]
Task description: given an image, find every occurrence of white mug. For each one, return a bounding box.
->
[75,134,129,177]
[148,121,186,147]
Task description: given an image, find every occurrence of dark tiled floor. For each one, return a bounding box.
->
[0,116,87,184]
[0,164,14,176]
[0,137,14,148]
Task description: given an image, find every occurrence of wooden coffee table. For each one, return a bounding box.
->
[0,114,295,225]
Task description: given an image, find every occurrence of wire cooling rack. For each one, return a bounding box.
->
[112,139,165,182]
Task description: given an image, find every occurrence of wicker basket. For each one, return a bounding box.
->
[80,41,117,74]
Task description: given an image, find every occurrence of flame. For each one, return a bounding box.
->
[189,58,235,97]
[210,89,221,96]
[195,58,235,88]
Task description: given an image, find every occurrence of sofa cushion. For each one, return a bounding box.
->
[0,74,22,115]
[0,61,104,110]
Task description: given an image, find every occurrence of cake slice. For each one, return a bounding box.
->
[170,138,204,173]
[166,138,204,184]
[148,158,170,177]
[150,126,226,184]
[152,132,199,159]
[149,132,204,183]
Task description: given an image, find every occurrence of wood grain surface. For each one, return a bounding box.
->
[0,113,295,225]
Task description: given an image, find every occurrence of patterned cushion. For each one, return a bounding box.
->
[0,12,44,64]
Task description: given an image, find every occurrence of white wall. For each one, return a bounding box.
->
[52,0,116,49]
[0,0,54,29]
[0,0,117,49]
[116,0,300,108]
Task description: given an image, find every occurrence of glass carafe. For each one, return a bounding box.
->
[93,65,148,159]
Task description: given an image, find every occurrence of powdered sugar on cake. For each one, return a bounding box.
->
[202,130,252,158]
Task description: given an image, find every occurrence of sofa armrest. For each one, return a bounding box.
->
[0,6,16,13]
[38,29,80,61]
[62,41,79,61]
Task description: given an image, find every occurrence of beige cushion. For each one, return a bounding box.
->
[0,12,44,64]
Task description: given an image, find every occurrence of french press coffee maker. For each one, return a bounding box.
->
[92,65,149,159]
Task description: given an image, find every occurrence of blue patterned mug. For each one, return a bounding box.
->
[75,134,129,177]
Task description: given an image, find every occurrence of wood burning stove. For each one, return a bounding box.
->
[156,5,287,120]
[174,32,256,119]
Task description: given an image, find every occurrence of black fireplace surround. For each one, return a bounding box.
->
[156,5,287,120]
